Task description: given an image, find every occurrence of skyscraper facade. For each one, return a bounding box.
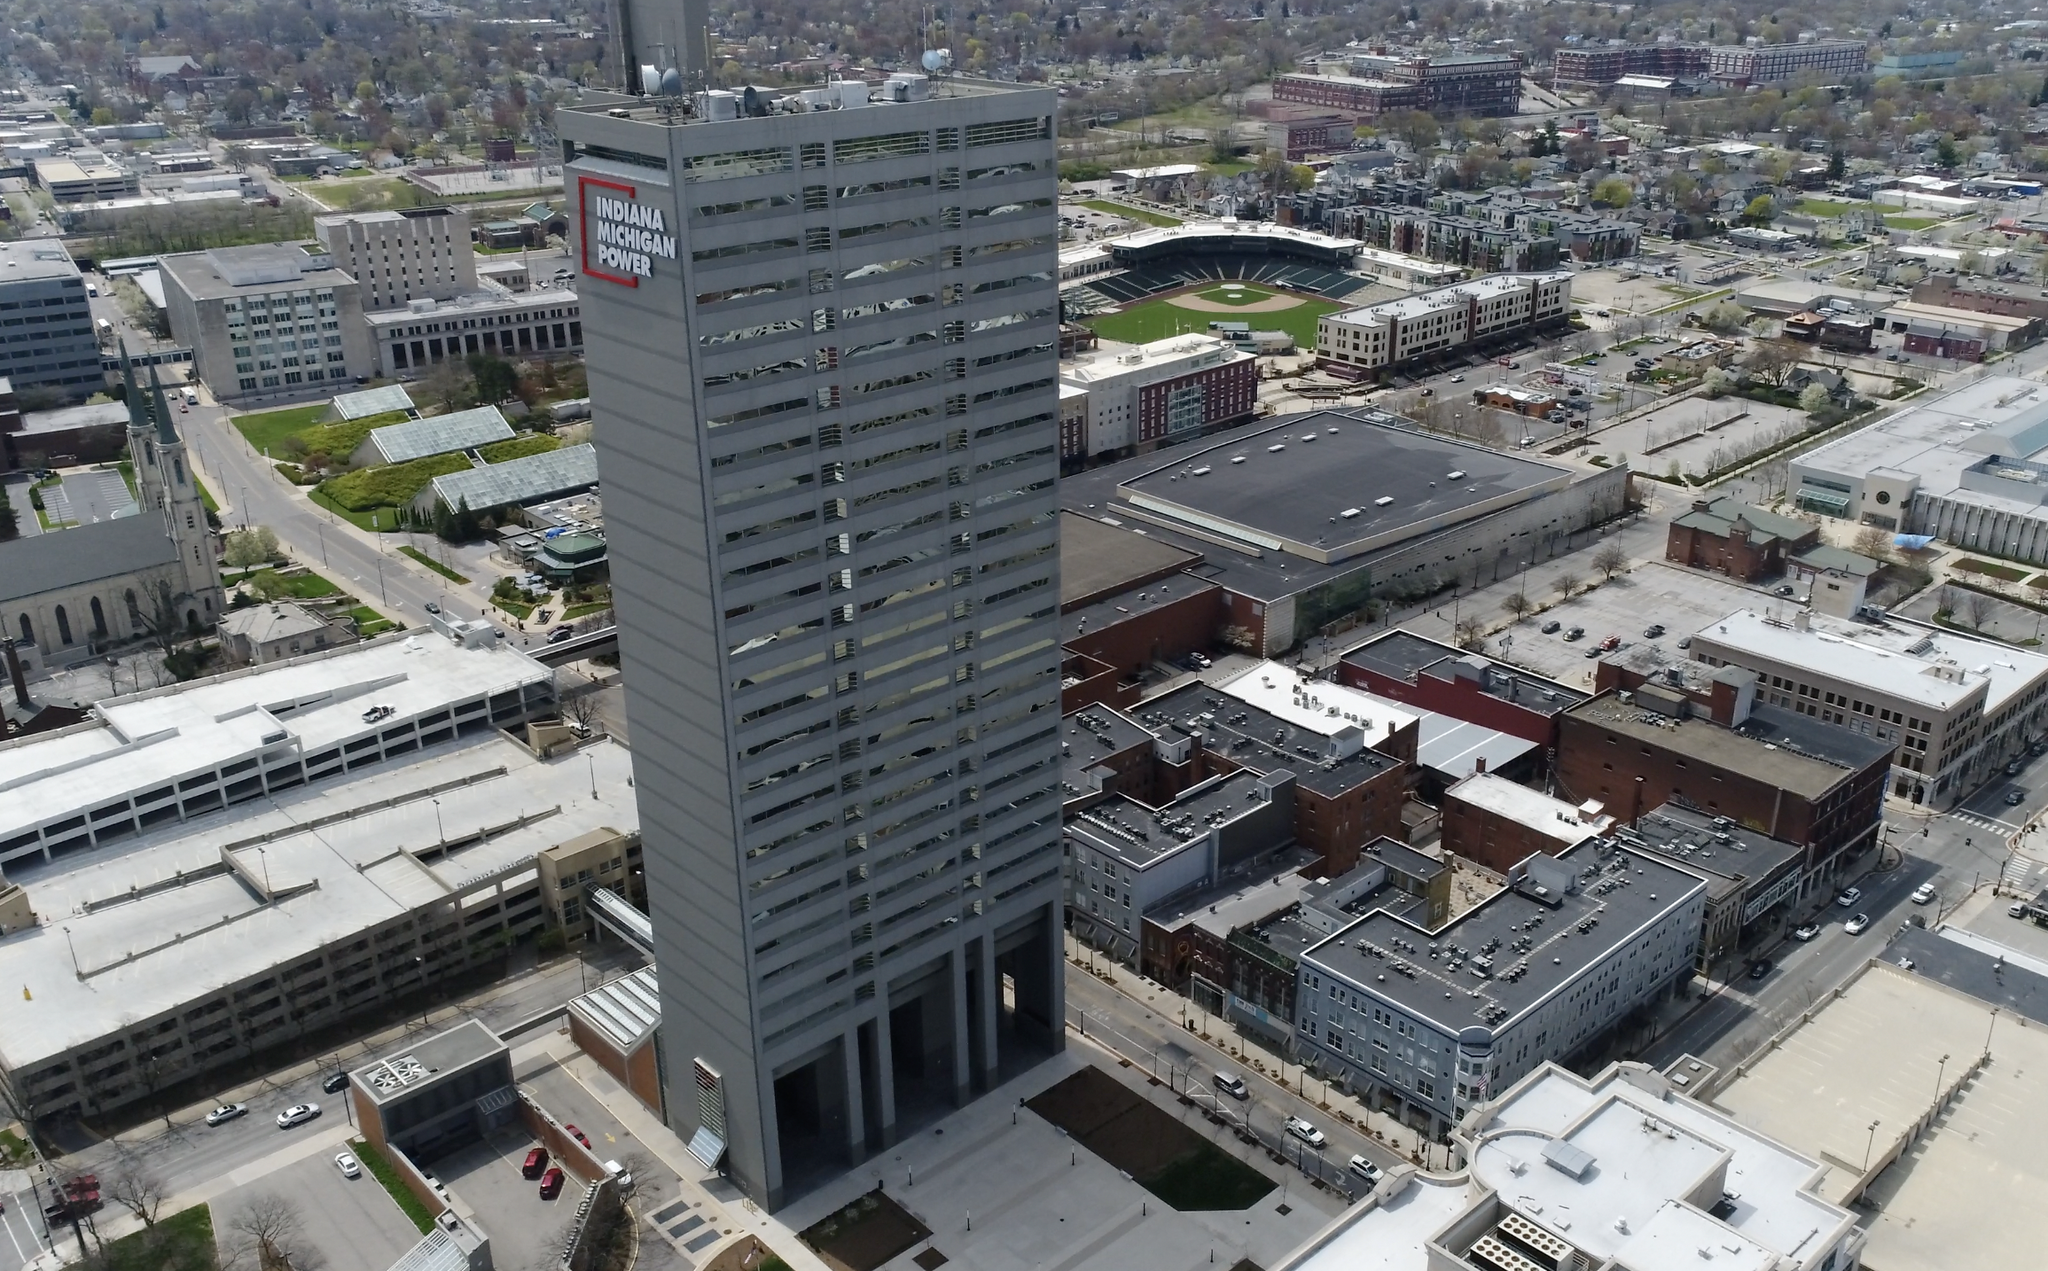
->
[559,73,1066,1207]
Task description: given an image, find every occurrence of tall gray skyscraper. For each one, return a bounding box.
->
[559,70,1066,1207]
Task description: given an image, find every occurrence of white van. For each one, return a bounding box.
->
[181,387,199,406]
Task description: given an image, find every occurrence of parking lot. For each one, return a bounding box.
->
[436,1128,581,1264]
[1593,395,1811,479]
[210,1146,422,1271]
[1479,561,1783,685]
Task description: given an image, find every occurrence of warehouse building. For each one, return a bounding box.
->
[1060,407,1629,654]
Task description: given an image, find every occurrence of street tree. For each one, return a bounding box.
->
[1593,543,1630,580]
[1500,590,1533,622]
[1554,571,1582,600]
[222,526,279,570]
[1964,590,1996,631]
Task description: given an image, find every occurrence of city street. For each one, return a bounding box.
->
[178,395,498,626]
[1064,949,1422,1192]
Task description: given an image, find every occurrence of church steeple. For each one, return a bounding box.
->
[147,365,179,447]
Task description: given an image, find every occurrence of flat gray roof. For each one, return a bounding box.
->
[1117,412,1570,564]
[332,383,415,420]
[1566,693,1891,798]
[159,243,344,300]
[0,735,637,1074]
[1303,839,1705,1030]
[1058,509,1203,609]
[0,240,82,283]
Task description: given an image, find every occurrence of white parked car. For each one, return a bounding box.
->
[334,1151,361,1179]
[1347,1154,1382,1183]
[1911,883,1937,906]
[204,1103,247,1127]
[1285,1116,1327,1149]
[276,1102,321,1128]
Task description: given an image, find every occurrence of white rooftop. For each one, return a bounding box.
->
[1216,659,1420,742]
[0,632,553,851]
[1696,608,2048,714]
[1110,219,1364,255]
[1445,772,1611,847]
[1060,334,1248,387]
[0,734,637,1073]
[1279,1176,1468,1271]
[1472,1065,1856,1271]
[1328,272,1570,327]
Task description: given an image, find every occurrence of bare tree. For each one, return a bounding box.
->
[1592,543,1630,580]
[1554,571,1582,600]
[0,1066,39,1153]
[1500,591,1533,622]
[1852,526,1893,562]
[565,689,599,732]
[1937,584,1959,617]
[1453,617,1486,650]
[1964,590,1996,631]
[230,1193,304,1270]
[102,1151,170,1230]
[1745,339,1803,389]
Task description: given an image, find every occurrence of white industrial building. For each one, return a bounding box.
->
[1792,376,2048,562]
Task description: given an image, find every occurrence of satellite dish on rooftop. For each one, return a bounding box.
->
[922,48,953,74]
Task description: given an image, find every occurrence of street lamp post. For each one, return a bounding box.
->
[1862,1117,1881,1172]
[1934,1052,1949,1104]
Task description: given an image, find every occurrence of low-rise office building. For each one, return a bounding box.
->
[313,206,477,312]
[1272,1057,1862,1271]
[1687,607,2048,804]
[32,155,137,202]
[1295,838,1706,1135]
[0,241,103,397]
[218,601,351,665]
[1707,39,1868,85]
[1315,273,1572,376]
[158,242,375,400]
[365,287,582,377]
[1665,495,1818,580]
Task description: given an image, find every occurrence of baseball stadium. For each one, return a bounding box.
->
[1064,221,1383,350]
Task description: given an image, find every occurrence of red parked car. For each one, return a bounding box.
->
[521,1148,549,1180]
[538,1167,566,1200]
[566,1124,592,1149]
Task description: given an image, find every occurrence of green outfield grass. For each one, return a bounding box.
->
[1083,283,1344,351]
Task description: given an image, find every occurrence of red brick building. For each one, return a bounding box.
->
[1338,630,1588,750]
[1554,682,1894,879]
[1666,496,1818,582]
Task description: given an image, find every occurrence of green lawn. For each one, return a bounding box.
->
[494,596,536,620]
[249,568,341,598]
[351,1138,438,1234]
[562,601,612,620]
[230,403,331,455]
[1204,160,1258,177]
[1084,282,1343,351]
[0,1126,28,1166]
[1884,214,1943,230]
[1796,198,1878,218]
[195,477,219,514]
[89,1202,219,1271]
[479,433,562,463]
[308,487,402,531]
[1079,198,1183,228]
[350,605,399,636]
[400,546,471,582]
[318,452,470,513]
